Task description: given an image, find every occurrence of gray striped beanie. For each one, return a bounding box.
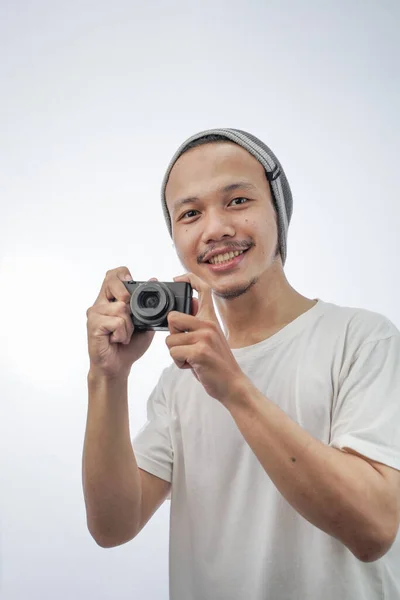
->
[161,128,293,265]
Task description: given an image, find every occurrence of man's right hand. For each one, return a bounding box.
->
[86,266,157,379]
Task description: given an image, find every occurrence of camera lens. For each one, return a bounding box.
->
[130,282,175,327]
[140,291,160,310]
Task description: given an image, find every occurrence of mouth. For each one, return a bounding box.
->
[204,247,250,272]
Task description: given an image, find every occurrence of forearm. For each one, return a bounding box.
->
[82,372,142,547]
[226,378,391,561]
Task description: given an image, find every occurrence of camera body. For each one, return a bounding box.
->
[123,280,193,331]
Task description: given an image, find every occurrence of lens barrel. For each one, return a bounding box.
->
[130,282,175,327]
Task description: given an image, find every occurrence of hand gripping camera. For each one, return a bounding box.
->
[123,280,193,331]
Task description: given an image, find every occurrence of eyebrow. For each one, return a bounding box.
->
[172,181,258,215]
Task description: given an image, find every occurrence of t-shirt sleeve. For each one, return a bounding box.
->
[132,369,173,483]
[329,333,400,471]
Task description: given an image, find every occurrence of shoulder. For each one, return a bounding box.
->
[318,300,399,346]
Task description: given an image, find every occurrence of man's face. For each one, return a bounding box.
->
[165,141,279,300]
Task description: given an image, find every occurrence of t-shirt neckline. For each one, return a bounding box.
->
[229,299,328,357]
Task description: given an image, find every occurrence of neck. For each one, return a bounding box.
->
[214,260,317,349]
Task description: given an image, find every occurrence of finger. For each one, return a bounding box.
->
[169,345,193,369]
[173,273,214,319]
[110,322,131,344]
[105,273,158,304]
[95,266,133,304]
[88,314,131,345]
[93,300,130,317]
[167,311,200,334]
[165,331,196,349]
[94,301,134,342]
[191,297,199,316]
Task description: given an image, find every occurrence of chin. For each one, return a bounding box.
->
[212,276,258,300]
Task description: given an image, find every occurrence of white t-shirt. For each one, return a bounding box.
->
[132,299,400,600]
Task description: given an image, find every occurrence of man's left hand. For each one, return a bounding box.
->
[165,273,248,404]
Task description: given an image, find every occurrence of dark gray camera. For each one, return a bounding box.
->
[123,280,193,331]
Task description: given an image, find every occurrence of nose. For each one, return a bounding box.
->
[201,209,236,245]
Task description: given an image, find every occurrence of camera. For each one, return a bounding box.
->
[123,280,193,331]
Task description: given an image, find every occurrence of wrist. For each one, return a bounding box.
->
[221,374,253,411]
[87,369,129,389]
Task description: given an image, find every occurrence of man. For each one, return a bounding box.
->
[83,128,400,600]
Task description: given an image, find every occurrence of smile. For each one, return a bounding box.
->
[208,249,246,265]
[205,248,250,272]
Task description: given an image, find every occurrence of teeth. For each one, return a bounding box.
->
[209,250,245,265]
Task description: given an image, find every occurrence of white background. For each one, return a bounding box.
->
[1,1,399,598]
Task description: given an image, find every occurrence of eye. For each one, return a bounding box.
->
[230,197,249,206]
[180,209,199,220]
[179,198,249,221]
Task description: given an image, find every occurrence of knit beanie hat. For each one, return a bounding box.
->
[160,128,293,265]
